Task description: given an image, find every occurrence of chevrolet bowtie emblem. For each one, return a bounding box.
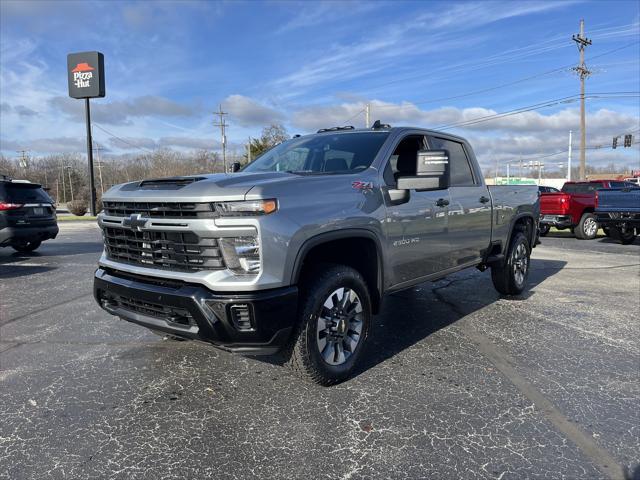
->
[121,213,148,231]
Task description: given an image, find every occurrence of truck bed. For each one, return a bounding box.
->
[487,185,539,247]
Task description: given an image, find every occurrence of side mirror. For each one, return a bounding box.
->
[397,150,449,190]
[230,162,241,173]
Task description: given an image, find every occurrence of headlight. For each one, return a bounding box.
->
[219,236,260,275]
[213,199,277,216]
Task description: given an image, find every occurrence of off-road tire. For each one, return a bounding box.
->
[283,264,371,386]
[491,231,530,296]
[11,240,42,253]
[610,225,636,245]
[574,212,598,240]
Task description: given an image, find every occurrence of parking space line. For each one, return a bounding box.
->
[461,324,625,480]
[0,293,92,327]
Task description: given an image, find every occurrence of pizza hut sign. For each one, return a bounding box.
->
[67,51,105,99]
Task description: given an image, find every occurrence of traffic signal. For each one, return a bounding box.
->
[624,134,633,148]
[612,137,618,149]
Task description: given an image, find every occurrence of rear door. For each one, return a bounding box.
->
[382,133,451,285]
[427,136,492,266]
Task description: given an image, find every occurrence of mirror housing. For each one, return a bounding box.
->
[396,150,449,191]
[230,162,241,173]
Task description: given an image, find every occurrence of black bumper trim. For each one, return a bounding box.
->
[0,224,58,246]
[94,268,298,354]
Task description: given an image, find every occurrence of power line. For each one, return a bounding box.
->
[93,123,154,153]
[435,92,639,130]
[371,40,639,111]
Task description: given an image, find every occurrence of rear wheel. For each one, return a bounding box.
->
[284,264,371,386]
[11,240,42,252]
[491,232,530,296]
[539,224,550,236]
[610,225,636,245]
[574,213,598,240]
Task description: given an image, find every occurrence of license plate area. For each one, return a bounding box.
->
[33,207,45,216]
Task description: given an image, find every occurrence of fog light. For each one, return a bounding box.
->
[219,236,260,275]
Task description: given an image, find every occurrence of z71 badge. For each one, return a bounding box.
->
[352,181,374,192]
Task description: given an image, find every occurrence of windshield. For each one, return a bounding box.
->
[242,131,390,174]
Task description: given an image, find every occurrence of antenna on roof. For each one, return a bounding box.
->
[371,120,390,129]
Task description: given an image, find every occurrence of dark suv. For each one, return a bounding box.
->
[0,176,58,252]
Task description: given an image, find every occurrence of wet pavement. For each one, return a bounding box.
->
[1,222,638,479]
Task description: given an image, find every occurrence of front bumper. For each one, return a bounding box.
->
[0,224,59,246]
[539,214,572,228]
[94,267,298,354]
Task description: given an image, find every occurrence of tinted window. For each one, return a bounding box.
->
[3,184,52,203]
[243,132,389,174]
[428,137,475,186]
[562,183,599,193]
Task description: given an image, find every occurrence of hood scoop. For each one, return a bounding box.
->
[122,177,206,191]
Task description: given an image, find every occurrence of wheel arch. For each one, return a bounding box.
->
[291,229,384,314]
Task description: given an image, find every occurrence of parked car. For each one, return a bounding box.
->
[538,185,559,193]
[623,177,640,187]
[93,124,540,385]
[539,180,636,239]
[595,186,639,244]
[0,176,58,252]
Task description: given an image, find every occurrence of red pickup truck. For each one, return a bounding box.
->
[539,180,635,239]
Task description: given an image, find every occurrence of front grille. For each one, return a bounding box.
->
[103,227,225,272]
[106,293,196,326]
[103,201,215,219]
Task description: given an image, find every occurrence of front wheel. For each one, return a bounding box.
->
[575,212,598,240]
[491,231,531,296]
[284,264,371,386]
[11,240,42,252]
[539,224,550,236]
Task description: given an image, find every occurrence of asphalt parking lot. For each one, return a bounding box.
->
[1,222,638,480]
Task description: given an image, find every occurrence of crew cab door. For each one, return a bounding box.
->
[427,136,492,265]
[381,134,451,286]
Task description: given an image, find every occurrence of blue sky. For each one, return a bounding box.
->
[1,0,639,172]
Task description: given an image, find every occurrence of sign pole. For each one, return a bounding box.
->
[85,98,97,216]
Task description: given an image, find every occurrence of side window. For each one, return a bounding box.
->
[383,135,427,185]
[428,137,475,186]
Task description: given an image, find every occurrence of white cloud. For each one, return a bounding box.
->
[222,94,284,127]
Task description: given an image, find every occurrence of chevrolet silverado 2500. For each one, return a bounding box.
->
[94,125,539,385]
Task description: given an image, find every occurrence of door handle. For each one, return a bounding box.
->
[435,198,449,207]
[479,196,490,204]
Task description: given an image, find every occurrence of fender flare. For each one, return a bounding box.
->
[290,228,385,298]
[505,213,536,252]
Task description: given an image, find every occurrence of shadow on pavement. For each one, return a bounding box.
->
[0,242,104,265]
[0,264,57,279]
[253,258,567,380]
[353,258,568,378]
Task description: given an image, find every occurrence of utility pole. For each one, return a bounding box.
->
[66,166,75,202]
[572,19,592,180]
[16,150,29,171]
[365,103,370,128]
[214,105,228,172]
[247,136,252,164]
[94,143,105,195]
[60,160,67,203]
[567,130,573,181]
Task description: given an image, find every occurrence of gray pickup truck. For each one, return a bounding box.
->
[94,124,539,385]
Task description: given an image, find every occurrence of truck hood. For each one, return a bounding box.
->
[102,172,299,203]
